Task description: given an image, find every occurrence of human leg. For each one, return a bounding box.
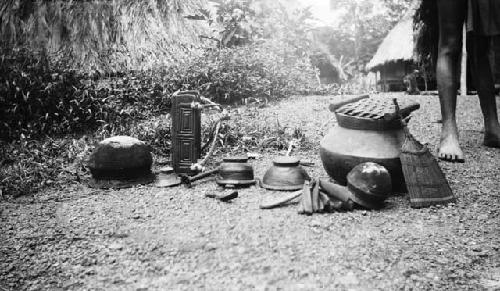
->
[436,0,467,162]
[469,34,500,147]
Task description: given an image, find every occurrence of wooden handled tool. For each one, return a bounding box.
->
[311,178,320,212]
[318,178,355,210]
[301,180,313,215]
[259,190,302,209]
[180,167,220,187]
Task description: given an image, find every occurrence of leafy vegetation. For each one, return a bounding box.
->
[0,49,122,141]
[0,137,91,197]
[181,41,318,103]
[414,0,439,77]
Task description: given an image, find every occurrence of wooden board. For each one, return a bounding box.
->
[171,92,201,174]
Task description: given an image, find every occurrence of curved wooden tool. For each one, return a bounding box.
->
[318,178,355,210]
[311,178,320,212]
[218,191,238,202]
[328,94,369,112]
[259,190,302,209]
[301,180,313,215]
[319,190,344,211]
[181,167,220,187]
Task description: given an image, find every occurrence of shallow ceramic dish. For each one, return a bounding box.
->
[216,156,255,186]
[261,156,310,191]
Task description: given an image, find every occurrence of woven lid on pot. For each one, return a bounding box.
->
[335,98,419,131]
[336,98,397,119]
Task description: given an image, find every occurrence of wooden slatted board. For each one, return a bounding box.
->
[335,98,398,120]
[171,92,201,174]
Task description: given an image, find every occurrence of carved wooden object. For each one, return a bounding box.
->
[171,91,201,174]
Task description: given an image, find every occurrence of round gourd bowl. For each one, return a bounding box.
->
[216,156,255,186]
[346,162,392,209]
[261,157,310,191]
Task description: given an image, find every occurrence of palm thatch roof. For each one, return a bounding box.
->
[0,0,209,72]
[366,10,416,71]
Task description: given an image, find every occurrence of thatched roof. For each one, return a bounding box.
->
[366,13,415,71]
[0,0,209,72]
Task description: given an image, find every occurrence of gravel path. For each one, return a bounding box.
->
[1,94,499,290]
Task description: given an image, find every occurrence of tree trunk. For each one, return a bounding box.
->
[460,24,467,96]
[422,67,428,92]
[353,4,360,62]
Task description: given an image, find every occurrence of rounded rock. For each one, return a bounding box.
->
[87,136,152,180]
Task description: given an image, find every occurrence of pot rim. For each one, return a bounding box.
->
[272,156,300,166]
[260,181,304,191]
[222,156,249,163]
[216,177,255,185]
[335,112,403,131]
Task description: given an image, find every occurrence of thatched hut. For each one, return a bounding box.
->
[366,13,418,92]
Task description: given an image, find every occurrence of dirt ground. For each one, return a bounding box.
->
[1,93,499,290]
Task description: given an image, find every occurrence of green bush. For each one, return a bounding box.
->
[180,40,319,103]
[0,49,137,141]
[94,39,319,106]
[0,136,92,197]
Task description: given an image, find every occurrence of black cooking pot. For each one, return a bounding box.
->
[216,156,255,186]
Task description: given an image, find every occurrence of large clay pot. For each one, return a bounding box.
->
[320,98,418,192]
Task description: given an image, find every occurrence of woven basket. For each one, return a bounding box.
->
[401,132,456,208]
[393,98,456,208]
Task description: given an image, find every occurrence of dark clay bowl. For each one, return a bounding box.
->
[216,156,255,186]
[261,156,310,191]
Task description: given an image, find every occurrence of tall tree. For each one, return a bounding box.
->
[328,0,413,67]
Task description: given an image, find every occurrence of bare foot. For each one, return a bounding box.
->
[438,125,465,163]
[484,126,500,148]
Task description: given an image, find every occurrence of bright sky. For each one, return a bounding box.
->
[297,0,387,28]
[298,0,341,27]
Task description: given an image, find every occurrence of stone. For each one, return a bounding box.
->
[87,136,152,180]
[108,242,124,250]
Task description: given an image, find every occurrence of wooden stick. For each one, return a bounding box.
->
[302,181,313,215]
[259,190,302,209]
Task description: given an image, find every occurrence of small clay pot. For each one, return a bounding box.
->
[261,156,311,191]
[216,156,255,186]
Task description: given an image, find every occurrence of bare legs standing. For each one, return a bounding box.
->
[436,0,500,162]
[469,34,500,147]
